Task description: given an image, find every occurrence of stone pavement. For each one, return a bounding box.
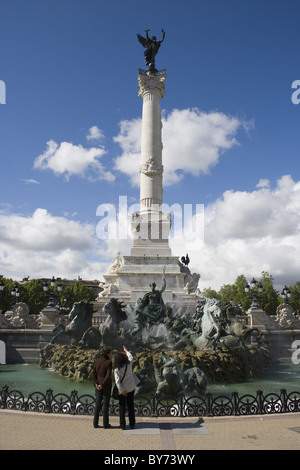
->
[1,409,300,451]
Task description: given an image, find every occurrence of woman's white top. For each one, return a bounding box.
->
[114,351,139,394]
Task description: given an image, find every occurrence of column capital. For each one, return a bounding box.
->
[138,70,167,99]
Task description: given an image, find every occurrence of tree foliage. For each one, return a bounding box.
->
[258,271,281,316]
[288,281,300,312]
[203,271,298,316]
[0,278,17,312]
[59,281,96,310]
[20,279,48,315]
[0,277,96,315]
[1,272,300,318]
[219,275,250,311]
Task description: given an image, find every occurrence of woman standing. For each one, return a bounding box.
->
[114,345,139,430]
[92,346,113,429]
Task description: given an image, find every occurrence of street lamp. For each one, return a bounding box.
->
[245,278,263,309]
[11,283,20,306]
[43,276,63,307]
[0,280,4,311]
[59,296,69,313]
[281,285,291,304]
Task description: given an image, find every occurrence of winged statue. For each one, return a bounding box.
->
[137,29,165,72]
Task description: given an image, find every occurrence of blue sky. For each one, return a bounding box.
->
[1,0,300,290]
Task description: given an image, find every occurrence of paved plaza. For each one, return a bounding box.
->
[1,409,300,451]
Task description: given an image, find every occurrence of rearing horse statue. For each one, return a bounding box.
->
[192,298,253,351]
[79,297,128,349]
[49,300,94,345]
[223,302,267,346]
[193,298,222,350]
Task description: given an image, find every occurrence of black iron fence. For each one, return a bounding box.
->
[1,385,300,417]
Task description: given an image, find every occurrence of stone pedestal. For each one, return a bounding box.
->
[247,308,270,332]
[98,254,199,315]
[40,307,60,330]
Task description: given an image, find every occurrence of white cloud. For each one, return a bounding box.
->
[256,178,270,189]
[90,174,300,291]
[21,179,40,185]
[179,175,300,290]
[86,126,105,141]
[0,209,105,280]
[113,119,142,186]
[113,108,244,186]
[205,175,300,241]
[34,139,114,182]
[0,208,95,252]
[1,176,300,294]
[162,109,242,185]
[0,208,133,282]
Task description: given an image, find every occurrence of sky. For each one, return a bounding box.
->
[1,0,300,291]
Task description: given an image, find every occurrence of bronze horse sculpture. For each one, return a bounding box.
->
[79,297,128,349]
[49,300,94,345]
[222,302,267,347]
[193,298,266,351]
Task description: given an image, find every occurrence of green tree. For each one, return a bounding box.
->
[257,271,280,316]
[60,281,96,311]
[21,279,48,315]
[201,287,220,300]
[205,272,282,316]
[0,277,96,315]
[219,275,249,311]
[0,277,16,312]
[288,281,300,312]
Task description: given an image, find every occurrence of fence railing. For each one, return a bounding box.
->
[1,385,300,417]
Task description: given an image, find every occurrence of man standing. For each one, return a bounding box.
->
[92,346,113,428]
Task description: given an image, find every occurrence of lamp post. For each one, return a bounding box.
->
[11,283,20,307]
[0,280,4,311]
[59,296,69,313]
[281,285,291,304]
[245,278,263,309]
[43,276,63,308]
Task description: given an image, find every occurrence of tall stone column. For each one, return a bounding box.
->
[131,70,171,256]
[138,71,166,213]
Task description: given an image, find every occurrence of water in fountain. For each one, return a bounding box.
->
[119,304,135,337]
[1,361,300,398]
[147,323,173,349]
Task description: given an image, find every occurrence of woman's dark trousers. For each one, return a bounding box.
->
[119,390,135,429]
[93,387,111,427]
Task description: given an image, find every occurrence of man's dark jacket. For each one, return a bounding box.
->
[92,356,112,389]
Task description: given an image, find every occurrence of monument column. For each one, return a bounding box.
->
[138,70,166,213]
[131,69,171,256]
